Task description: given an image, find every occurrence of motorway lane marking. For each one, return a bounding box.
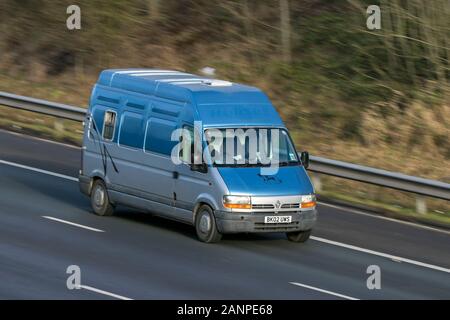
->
[2,158,450,275]
[318,201,450,236]
[42,216,104,233]
[0,160,78,182]
[78,285,133,300]
[0,128,81,150]
[311,236,450,274]
[289,282,359,300]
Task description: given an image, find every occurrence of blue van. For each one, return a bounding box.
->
[79,69,317,243]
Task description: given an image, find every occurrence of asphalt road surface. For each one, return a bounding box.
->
[0,129,449,299]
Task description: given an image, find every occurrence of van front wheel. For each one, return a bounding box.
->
[286,230,311,243]
[195,205,222,243]
[90,179,115,216]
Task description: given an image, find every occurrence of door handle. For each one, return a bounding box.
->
[173,171,179,179]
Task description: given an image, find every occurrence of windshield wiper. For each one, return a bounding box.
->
[214,161,299,168]
[214,162,268,168]
[241,163,270,167]
[278,161,300,167]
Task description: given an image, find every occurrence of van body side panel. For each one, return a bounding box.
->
[171,102,215,223]
[172,163,211,215]
[83,87,188,218]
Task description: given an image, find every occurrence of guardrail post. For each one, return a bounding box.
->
[415,196,427,214]
[310,173,322,193]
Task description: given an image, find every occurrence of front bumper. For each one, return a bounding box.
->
[215,209,317,233]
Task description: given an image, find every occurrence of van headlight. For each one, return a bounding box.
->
[301,194,316,208]
[223,195,251,209]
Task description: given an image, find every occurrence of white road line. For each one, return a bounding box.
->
[318,201,450,236]
[289,282,359,300]
[0,128,81,149]
[78,285,132,300]
[311,236,450,274]
[2,158,450,275]
[42,216,104,233]
[0,160,78,182]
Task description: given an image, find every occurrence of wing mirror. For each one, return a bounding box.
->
[190,162,208,173]
[189,151,208,173]
[300,151,310,169]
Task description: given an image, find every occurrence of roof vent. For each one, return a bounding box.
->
[202,79,233,87]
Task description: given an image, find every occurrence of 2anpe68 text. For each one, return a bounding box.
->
[177,304,273,318]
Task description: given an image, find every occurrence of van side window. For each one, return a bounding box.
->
[102,111,117,141]
[144,118,177,155]
[118,112,144,149]
[180,125,194,163]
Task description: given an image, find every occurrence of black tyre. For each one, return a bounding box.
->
[286,230,311,243]
[195,205,222,243]
[90,179,115,216]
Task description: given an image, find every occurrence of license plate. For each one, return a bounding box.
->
[264,216,292,224]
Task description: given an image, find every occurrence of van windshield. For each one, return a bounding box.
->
[204,128,299,167]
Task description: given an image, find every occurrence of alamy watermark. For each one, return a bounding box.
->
[66,265,81,289]
[66,5,81,30]
[366,5,381,30]
[366,265,381,290]
[65,4,379,32]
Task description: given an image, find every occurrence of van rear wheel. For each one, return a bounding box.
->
[286,230,311,243]
[90,179,115,216]
[195,205,222,243]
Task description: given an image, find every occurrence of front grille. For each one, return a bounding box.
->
[252,203,300,210]
[281,203,300,209]
[254,221,300,231]
[252,211,300,215]
[252,204,274,209]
